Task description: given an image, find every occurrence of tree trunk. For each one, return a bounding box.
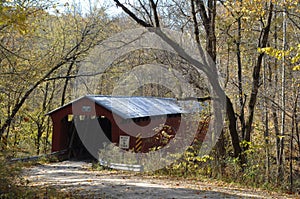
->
[236,1,246,140]
[244,2,273,147]
[269,9,282,181]
[263,58,270,183]
[194,0,245,163]
[290,88,298,192]
[195,0,217,62]
[226,96,244,162]
[278,4,287,182]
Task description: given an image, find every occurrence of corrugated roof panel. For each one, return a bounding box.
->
[87,95,192,119]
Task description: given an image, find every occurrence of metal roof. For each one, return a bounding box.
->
[87,95,192,119]
[48,95,202,119]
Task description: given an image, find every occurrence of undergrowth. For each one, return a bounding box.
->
[148,142,300,194]
[0,152,69,199]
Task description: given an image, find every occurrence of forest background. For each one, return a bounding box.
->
[0,0,299,194]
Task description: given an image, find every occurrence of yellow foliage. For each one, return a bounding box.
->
[259,45,300,71]
[0,4,29,34]
[291,44,300,65]
[258,47,288,60]
[293,65,300,71]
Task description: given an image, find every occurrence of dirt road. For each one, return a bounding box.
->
[22,161,297,199]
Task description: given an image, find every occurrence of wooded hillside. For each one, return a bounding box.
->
[0,0,299,193]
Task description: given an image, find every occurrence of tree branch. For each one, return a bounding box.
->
[113,0,153,27]
[150,0,160,27]
[191,0,200,44]
[195,0,210,34]
[178,96,211,102]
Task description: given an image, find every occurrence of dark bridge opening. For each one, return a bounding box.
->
[98,116,112,141]
[66,115,112,160]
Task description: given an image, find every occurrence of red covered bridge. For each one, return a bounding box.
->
[47,95,207,159]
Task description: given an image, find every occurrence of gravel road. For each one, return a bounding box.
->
[22,161,297,199]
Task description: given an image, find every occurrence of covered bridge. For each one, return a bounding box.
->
[47,95,207,159]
